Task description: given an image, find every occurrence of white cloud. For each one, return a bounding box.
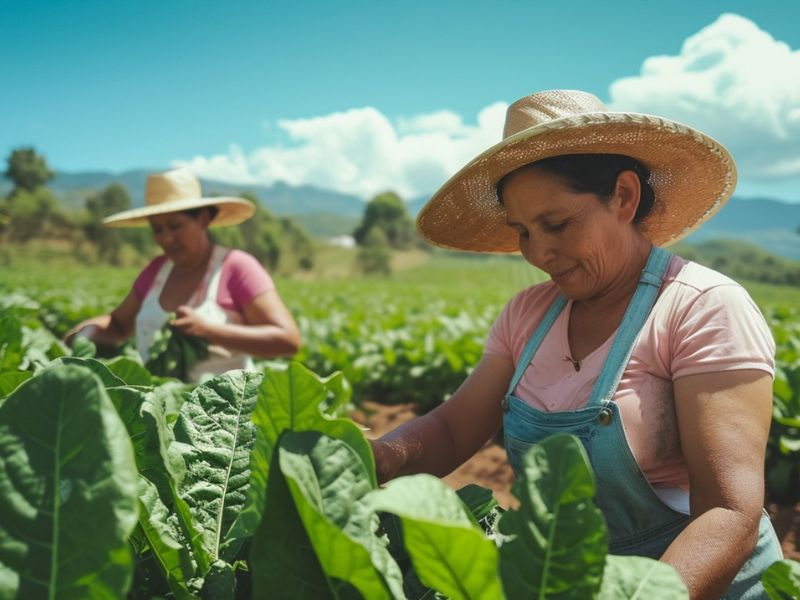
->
[176,103,507,200]
[609,13,800,185]
[177,14,800,202]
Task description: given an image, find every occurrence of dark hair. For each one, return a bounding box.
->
[181,205,220,222]
[497,154,655,223]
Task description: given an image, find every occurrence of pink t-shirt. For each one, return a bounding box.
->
[132,249,275,313]
[485,256,775,492]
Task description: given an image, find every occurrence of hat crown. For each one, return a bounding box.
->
[145,168,202,207]
[503,90,608,139]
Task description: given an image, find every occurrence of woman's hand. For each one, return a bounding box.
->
[171,305,209,338]
[64,321,100,346]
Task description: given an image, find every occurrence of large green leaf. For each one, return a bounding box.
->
[0,365,139,599]
[104,357,153,386]
[497,433,608,599]
[251,431,405,599]
[136,477,196,600]
[368,474,503,600]
[249,441,333,599]
[597,555,688,599]
[46,356,126,389]
[171,370,263,568]
[762,559,800,599]
[0,371,31,400]
[221,363,373,560]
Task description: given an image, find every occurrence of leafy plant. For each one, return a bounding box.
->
[145,315,209,382]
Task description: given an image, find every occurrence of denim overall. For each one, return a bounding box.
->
[502,247,782,599]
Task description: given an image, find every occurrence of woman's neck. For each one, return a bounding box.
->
[172,240,214,273]
[575,236,653,317]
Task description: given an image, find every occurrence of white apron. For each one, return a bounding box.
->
[136,245,255,382]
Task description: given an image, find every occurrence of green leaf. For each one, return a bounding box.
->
[497,433,607,599]
[368,474,503,600]
[146,318,209,382]
[199,560,235,600]
[221,363,373,560]
[319,370,353,417]
[251,431,404,599]
[104,357,153,386]
[71,336,97,358]
[456,484,499,523]
[762,559,800,599]
[46,356,126,389]
[0,365,139,599]
[137,477,196,600]
[597,555,689,599]
[171,370,263,567]
[0,313,24,371]
[0,371,31,399]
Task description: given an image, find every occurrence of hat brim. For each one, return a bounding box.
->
[102,196,255,228]
[416,112,736,253]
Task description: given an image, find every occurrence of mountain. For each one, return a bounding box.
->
[2,170,799,258]
[684,197,800,260]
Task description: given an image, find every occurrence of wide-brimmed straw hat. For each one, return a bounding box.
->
[417,90,737,252]
[103,168,255,227]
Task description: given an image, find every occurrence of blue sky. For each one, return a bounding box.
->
[2,0,799,201]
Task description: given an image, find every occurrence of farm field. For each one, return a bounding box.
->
[2,253,800,597]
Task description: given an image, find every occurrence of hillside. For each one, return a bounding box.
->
[2,170,799,258]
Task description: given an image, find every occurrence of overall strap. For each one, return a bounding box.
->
[187,245,227,306]
[586,246,672,408]
[506,294,568,396]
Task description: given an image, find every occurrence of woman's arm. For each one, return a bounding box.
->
[171,288,301,358]
[661,369,773,599]
[64,290,141,347]
[371,352,514,483]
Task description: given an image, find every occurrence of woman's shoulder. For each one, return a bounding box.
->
[660,255,766,330]
[220,248,268,272]
[665,255,742,294]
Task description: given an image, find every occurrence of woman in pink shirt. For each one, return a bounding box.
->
[371,90,781,599]
[64,168,300,381]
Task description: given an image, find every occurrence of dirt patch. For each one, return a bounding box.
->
[354,400,800,561]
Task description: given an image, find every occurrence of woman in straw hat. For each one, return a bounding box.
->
[64,167,300,381]
[371,90,781,598]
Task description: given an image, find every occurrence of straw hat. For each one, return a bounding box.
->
[417,90,737,252]
[103,168,255,227]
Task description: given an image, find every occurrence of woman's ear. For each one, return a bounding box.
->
[613,170,641,224]
[198,208,213,228]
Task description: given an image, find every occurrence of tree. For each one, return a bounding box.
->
[223,191,315,273]
[353,191,415,249]
[83,184,133,264]
[6,187,58,242]
[4,147,54,197]
[357,226,392,276]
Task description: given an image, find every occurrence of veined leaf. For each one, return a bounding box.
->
[368,474,503,600]
[104,357,153,386]
[497,434,607,599]
[137,477,196,600]
[171,370,263,568]
[597,555,688,599]
[0,365,139,599]
[221,363,373,561]
[251,431,405,599]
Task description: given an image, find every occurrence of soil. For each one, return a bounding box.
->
[352,400,800,561]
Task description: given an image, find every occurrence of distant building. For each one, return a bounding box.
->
[327,235,356,248]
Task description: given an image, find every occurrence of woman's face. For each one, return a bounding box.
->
[148,211,210,267]
[501,166,636,301]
